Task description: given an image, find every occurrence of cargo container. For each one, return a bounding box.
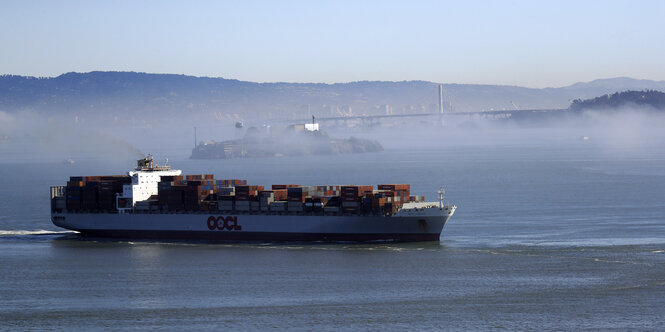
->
[287,201,304,212]
[272,184,300,190]
[269,201,287,212]
[218,201,234,211]
[235,200,250,211]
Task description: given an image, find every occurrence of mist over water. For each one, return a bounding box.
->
[2,105,664,164]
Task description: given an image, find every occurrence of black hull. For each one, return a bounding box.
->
[78,229,441,243]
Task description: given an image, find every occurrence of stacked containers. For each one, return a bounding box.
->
[409,195,425,202]
[167,186,185,211]
[65,175,130,212]
[218,195,234,211]
[267,186,291,212]
[341,186,360,213]
[305,196,328,213]
[183,174,214,181]
[341,185,373,213]
[372,197,388,214]
[63,174,416,216]
[272,184,300,190]
[98,181,115,210]
[159,176,249,211]
[81,182,98,210]
[65,184,82,211]
[269,201,287,212]
[158,180,173,208]
[183,181,203,211]
[287,187,304,211]
[258,191,275,211]
[317,185,341,197]
[235,185,250,200]
[301,186,318,197]
[378,184,410,204]
[272,189,287,201]
[101,176,130,211]
[217,187,235,196]
[235,185,264,200]
[217,179,246,186]
[235,185,264,211]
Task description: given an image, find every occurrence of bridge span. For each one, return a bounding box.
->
[266,108,568,125]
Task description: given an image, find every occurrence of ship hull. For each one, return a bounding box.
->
[52,211,452,242]
[68,229,441,242]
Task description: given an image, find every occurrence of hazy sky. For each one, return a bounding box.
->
[1,0,664,88]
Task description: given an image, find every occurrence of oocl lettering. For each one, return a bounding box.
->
[207,216,241,231]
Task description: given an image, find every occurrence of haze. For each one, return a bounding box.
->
[1,1,665,164]
[1,0,664,88]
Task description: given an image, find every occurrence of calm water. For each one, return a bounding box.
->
[1,140,665,330]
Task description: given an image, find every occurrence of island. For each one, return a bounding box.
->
[570,90,665,111]
[191,123,383,159]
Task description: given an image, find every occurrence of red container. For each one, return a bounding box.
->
[273,189,288,201]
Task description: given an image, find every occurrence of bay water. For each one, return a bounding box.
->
[1,138,664,330]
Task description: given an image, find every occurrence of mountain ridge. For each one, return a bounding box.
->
[2,71,664,125]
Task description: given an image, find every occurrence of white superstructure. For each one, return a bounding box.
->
[116,155,181,213]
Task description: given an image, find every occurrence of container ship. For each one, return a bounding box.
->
[50,156,456,242]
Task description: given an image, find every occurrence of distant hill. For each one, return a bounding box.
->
[570,90,665,111]
[1,71,665,125]
[564,77,665,91]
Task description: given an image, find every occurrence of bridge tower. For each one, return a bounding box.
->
[438,84,444,114]
[438,84,445,126]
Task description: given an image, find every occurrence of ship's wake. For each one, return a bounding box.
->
[0,229,77,240]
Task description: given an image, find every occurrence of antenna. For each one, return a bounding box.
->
[194,127,197,148]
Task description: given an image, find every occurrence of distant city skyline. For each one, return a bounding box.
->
[1,0,664,88]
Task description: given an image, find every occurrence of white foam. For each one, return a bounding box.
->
[0,229,76,236]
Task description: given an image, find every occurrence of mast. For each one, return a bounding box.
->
[437,187,445,209]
